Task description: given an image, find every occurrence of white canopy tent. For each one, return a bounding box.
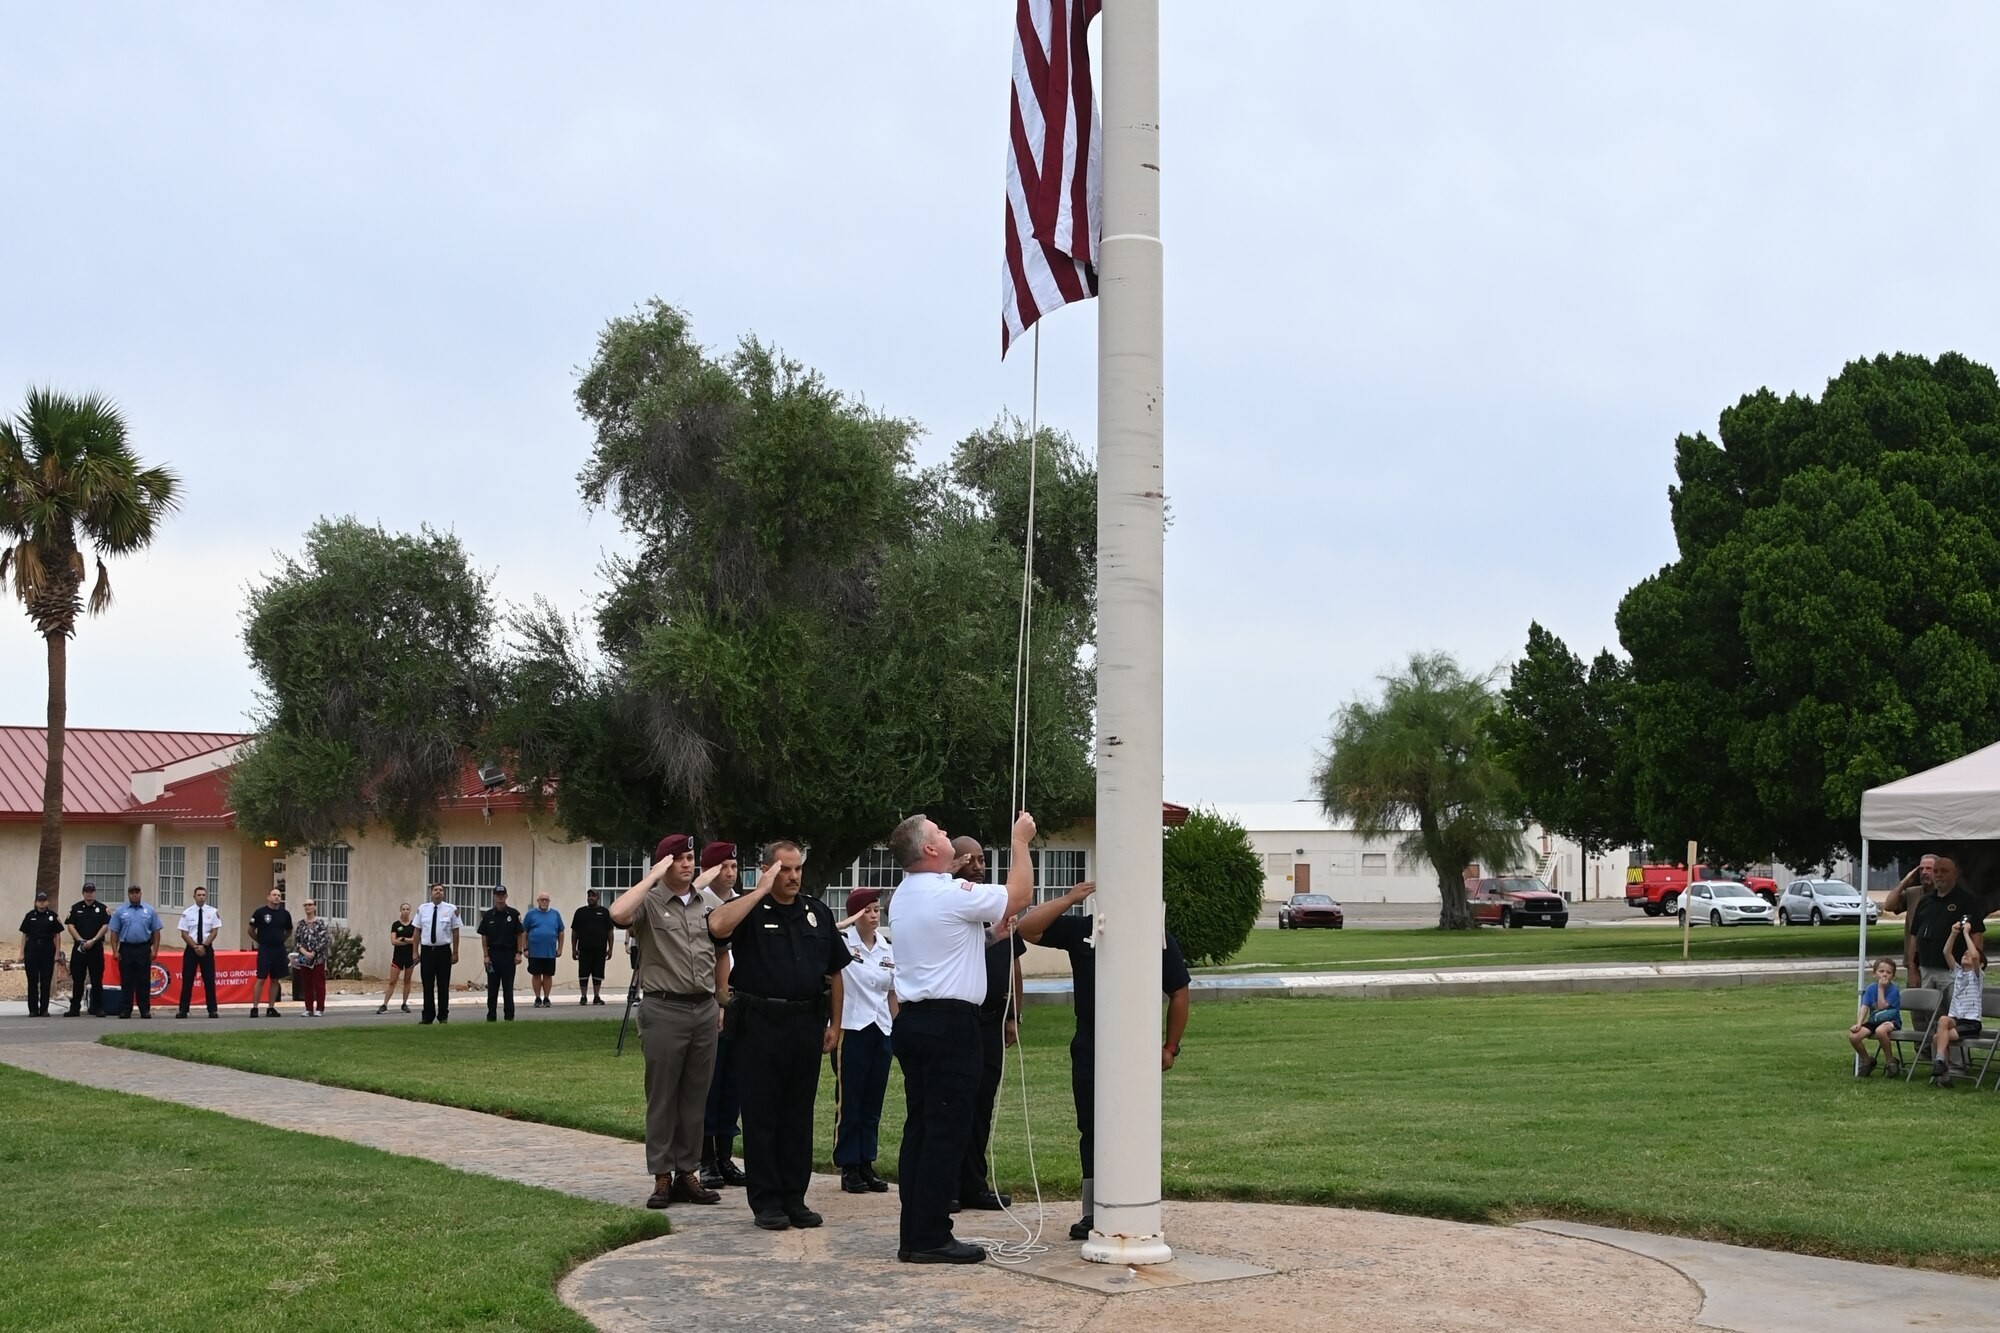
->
[1855,738,2000,987]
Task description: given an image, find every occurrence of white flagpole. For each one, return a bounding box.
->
[1085,0,1170,1267]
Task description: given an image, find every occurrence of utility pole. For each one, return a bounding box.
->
[1086,0,1171,1267]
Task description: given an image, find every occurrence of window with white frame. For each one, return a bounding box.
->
[1037,848,1087,904]
[856,846,903,890]
[427,844,502,918]
[589,846,648,891]
[309,845,351,920]
[1361,852,1388,874]
[157,845,187,907]
[203,845,221,894]
[83,844,129,893]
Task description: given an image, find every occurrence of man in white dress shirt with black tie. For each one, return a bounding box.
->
[416,883,463,1024]
[175,886,222,1018]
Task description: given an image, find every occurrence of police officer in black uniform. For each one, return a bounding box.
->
[64,882,111,1017]
[20,889,64,1016]
[478,885,526,1021]
[705,839,850,1231]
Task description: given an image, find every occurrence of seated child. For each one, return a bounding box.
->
[1847,958,1901,1077]
[1930,921,1985,1087]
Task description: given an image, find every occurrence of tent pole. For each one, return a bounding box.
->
[1856,837,1869,1076]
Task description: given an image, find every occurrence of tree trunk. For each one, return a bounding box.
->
[34,631,67,902]
[1434,868,1475,930]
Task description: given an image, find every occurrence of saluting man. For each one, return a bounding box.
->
[884,810,1036,1265]
[706,840,850,1232]
[175,886,222,1018]
[949,836,1023,1214]
[63,882,111,1017]
[697,841,750,1190]
[19,890,63,1017]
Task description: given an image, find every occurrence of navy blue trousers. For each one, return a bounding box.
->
[831,1022,893,1166]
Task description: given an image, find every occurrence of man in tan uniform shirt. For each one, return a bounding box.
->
[610,832,733,1209]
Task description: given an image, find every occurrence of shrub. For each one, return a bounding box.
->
[1162,807,1265,965]
[327,924,367,980]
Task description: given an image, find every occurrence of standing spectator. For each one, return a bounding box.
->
[1018,878,1192,1242]
[831,888,895,1194]
[949,837,1023,1213]
[522,892,564,1008]
[63,882,110,1017]
[1930,920,1986,1087]
[1882,854,1984,990]
[415,883,462,1025]
[109,884,163,1019]
[569,889,614,1006]
[293,899,332,1017]
[247,887,293,1018]
[698,841,748,1190]
[478,885,525,1022]
[707,840,850,1232]
[19,889,62,1017]
[175,886,222,1019]
[378,903,417,1014]
[608,834,730,1210]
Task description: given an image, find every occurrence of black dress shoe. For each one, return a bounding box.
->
[1069,1215,1092,1241]
[899,1240,987,1264]
[862,1163,890,1193]
[753,1210,792,1231]
[840,1166,869,1194]
[784,1205,823,1228]
[716,1149,747,1187]
[959,1190,1011,1211]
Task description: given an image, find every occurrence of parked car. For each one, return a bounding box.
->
[1677,880,1774,927]
[1775,879,1879,926]
[1466,876,1569,929]
[1278,893,1344,929]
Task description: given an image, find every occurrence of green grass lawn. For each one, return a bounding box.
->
[0,1063,667,1333]
[1214,920,1906,971]
[109,983,1998,1274]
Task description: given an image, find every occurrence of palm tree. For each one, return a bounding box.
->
[0,389,180,900]
[1314,651,1528,930]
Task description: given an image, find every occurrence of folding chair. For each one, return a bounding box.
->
[1892,989,1941,1081]
[1970,987,2000,1089]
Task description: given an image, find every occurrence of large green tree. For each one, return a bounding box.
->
[0,389,179,899]
[231,518,496,849]
[1506,352,2000,870]
[496,301,1097,886]
[1314,652,1527,930]
[1491,622,1641,856]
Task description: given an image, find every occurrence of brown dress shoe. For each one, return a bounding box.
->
[647,1174,674,1209]
[670,1170,721,1205]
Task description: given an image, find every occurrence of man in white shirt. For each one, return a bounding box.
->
[415,883,463,1024]
[175,887,222,1018]
[886,809,1036,1265]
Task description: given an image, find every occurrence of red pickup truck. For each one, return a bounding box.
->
[1625,864,1778,915]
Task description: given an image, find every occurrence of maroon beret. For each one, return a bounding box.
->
[846,888,882,914]
[700,841,737,870]
[655,834,693,862]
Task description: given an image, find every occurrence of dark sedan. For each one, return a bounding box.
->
[1278,893,1344,929]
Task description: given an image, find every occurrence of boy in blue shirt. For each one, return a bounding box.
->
[1847,958,1901,1077]
[523,892,565,1009]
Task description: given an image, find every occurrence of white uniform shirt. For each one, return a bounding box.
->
[839,925,896,1032]
[177,903,221,944]
[886,871,1007,1005]
[416,900,462,945]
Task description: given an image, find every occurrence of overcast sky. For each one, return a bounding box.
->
[5,3,1998,805]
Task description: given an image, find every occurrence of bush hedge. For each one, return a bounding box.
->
[1162,807,1265,965]
[327,924,367,980]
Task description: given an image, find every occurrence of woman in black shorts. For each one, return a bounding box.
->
[377,903,418,1014]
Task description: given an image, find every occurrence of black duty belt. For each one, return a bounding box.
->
[733,992,823,1013]
[901,998,980,1014]
[646,990,715,1004]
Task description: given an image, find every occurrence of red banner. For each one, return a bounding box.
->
[104,950,260,1006]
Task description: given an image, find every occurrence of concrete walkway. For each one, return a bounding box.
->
[1,1033,1990,1331]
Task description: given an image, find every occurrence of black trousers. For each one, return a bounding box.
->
[893,1001,983,1252]
[178,946,217,1015]
[1071,1032,1096,1177]
[68,946,105,1015]
[958,1011,1006,1196]
[734,1001,824,1217]
[118,943,152,1016]
[704,1030,741,1140]
[486,957,517,1018]
[24,943,55,1015]
[420,945,453,1022]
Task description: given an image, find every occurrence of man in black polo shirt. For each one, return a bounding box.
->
[706,840,850,1232]
[570,888,615,1006]
[247,888,293,1018]
[1884,854,1987,990]
[950,836,1023,1213]
[478,885,526,1021]
[1019,878,1192,1242]
[63,883,111,1017]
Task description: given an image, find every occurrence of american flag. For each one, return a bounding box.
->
[1002,0,1102,356]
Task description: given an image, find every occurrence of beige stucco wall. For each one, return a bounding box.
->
[0,820,256,931]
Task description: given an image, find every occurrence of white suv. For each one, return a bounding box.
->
[1776,879,1878,926]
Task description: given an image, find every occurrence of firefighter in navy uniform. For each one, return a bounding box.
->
[20,890,64,1016]
[705,840,850,1231]
[64,883,112,1017]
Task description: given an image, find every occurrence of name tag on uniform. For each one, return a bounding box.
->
[763,922,780,929]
